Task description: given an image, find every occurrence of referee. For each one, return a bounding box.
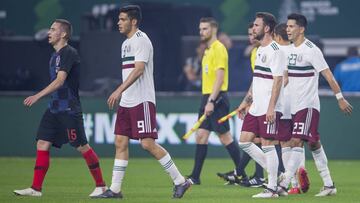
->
[187,17,242,185]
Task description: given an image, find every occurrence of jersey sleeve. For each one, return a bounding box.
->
[134,37,151,63]
[214,44,228,71]
[59,47,77,73]
[310,47,329,72]
[271,49,286,76]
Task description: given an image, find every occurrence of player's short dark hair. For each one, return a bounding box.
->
[255,12,277,33]
[200,17,218,29]
[287,13,307,29]
[274,23,288,41]
[54,19,72,40]
[248,22,254,29]
[119,5,142,26]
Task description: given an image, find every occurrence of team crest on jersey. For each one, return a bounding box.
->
[123,45,131,57]
[261,54,267,63]
[297,54,303,62]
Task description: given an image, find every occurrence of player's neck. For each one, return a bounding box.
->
[293,36,305,47]
[53,41,68,52]
[126,28,139,39]
[259,33,273,47]
[278,40,290,46]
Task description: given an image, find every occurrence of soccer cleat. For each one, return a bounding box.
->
[248,176,265,188]
[216,170,235,180]
[173,179,191,198]
[14,188,42,197]
[288,187,301,194]
[89,186,108,197]
[252,188,279,198]
[218,172,249,186]
[315,185,337,197]
[92,189,123,198]
[298,167,310,193]
[186,175,201,185]
[277,186,289,197]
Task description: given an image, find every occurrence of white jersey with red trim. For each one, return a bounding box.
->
[249,41,286,116]
[287,38,329,114]
[120,30,156,107]
[279,44,292,119]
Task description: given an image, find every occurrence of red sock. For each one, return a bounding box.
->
[31,150,50,191]
[82,148,106,187]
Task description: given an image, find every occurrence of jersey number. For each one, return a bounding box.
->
[137,120,145,133]
[67,129,77,142]
[292,122,305,135]
[289,54,297,66]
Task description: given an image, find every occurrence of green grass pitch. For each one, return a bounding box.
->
[1,157,359,202]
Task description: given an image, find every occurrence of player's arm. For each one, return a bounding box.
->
[237,83,253,119]
[204,68,224,116]
[107,61,145,109]
[321,68,353,115]
[24,71,67,107]
[266,75,282,122]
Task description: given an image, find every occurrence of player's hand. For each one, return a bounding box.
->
[266,108,275,123]
[338,98,353,115]
[107,90,122,110]
[204,102,214,116]
[24,95,40,107]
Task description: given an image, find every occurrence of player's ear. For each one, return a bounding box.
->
[131,18,138,27]
[300,26,305,34]
[264,25,270,33]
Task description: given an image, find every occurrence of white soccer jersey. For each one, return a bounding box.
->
[249,41,286,116]
[279,44,292,119]
[120,30,156,107]
[287,38,329,114]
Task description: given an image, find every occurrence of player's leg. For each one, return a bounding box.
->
[188,128,210,184]
[14,109,56,197]
[309,141,336,196]
[140,138,191,198]
[14,140,52,197]
[77,144,107,197]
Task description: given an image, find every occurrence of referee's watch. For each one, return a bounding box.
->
[208,98,216,104]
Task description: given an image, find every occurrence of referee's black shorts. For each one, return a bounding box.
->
[198,92,230,134]
[36,109,88,148]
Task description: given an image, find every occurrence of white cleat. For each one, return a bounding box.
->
[277,186,289,196]
[315,185,337,197]
[14,188,42,197]
[252,188,279,198]
[89,186,108,197]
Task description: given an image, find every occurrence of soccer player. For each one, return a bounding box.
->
[187,17,244,186]
[237,12,285,198]
[13,19,107,197]
[274,23,310,194]
[95,5,191,199]
[217,22,265,187]
[278,13,353,197]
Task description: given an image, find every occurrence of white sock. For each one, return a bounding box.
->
[281,147,303,188]
[312,146,333,187]
[300,146,306,168]
[281,147,291,171]
[110,159,128,193]
[263,145,278,191]
[158,153,185,185]
[239,142,267,170]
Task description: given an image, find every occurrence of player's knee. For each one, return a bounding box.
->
[308,141,321,151]
[239,132,253,142]
[140,140,154,151]
[219,132,233,145]
[76,144,90,153]
[290,138,303,147]
[36,140,51,150]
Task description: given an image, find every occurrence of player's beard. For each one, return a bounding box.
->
[200,35,211,43]
[254,29,265,41]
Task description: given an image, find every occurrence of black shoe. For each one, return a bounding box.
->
[216,170,235,180]
[186,175,201,185]
[173,179,191,198]
[92,189,123,199]
[220,172,249,186]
